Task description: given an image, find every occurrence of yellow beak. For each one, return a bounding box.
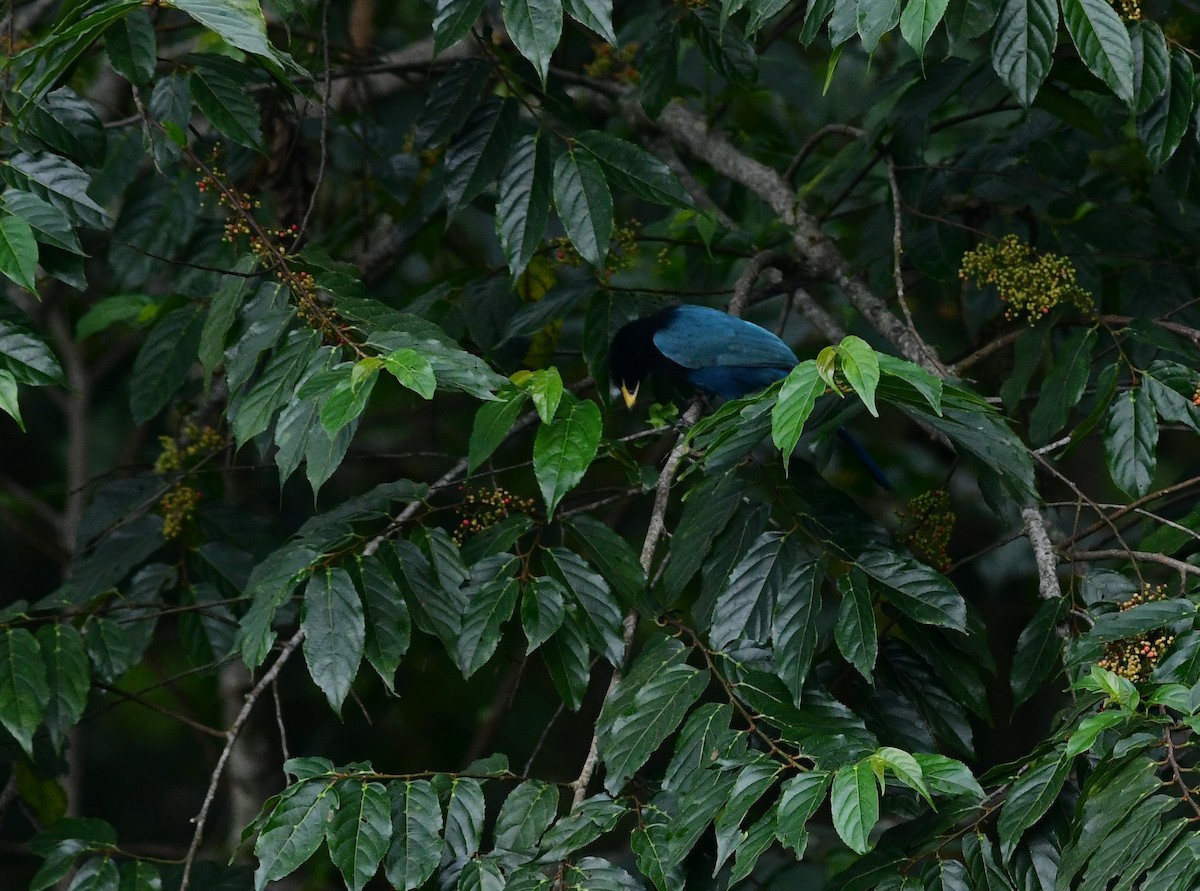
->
[621,383,639,409]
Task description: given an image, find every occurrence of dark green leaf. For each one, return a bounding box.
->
[691,7,758,85]
[190,54,265,150]
[457,556,519,677]
[596,634,709,794]
[359,555,411,694]
[254,781,338,889]
[836,568,877,682]
[130,304,204,424]
[773,558,824,705]
[1131,20,1168,113]
[503,0,563,84]
[327,780,391,891]
[3,189,84,255]
[1104,387,1157,499]
[775,771,830,857]
[574,131,693,209]
[856,546,966,631]
[542,611,591,710]
[990,0,1058,105]
[544,547,623,667]
[552,150,612,270]
[0,210,39,291]
[522,577,566,652]
[415,59,490,146]
[301,566,365,715]
[384,780,444,890]
[171,0,282,64]
[23,88,106,167]
[1011,597,1066,707]
[105,8,156,86]
[495,779,559,854]
[566,515,647,608]
[900,0,951,57]
[830,762,879,854]
[533,397,602,516]
[1061,0,1134,103]
[233,329,321,447]
[537,794,625,861]
[565,0,617,42]
[433,0,488,54]
[0,319,64,386]
[37,623,89,751]
[4,153,111,230]
[1138,49,1195,170]
[0,628,50,756]
[496,133,552,279]
[1028,328,1095,444]
[996,751,1069,858]
[638,20,679,117]
[857,0,901,53]
[444,98,520,218]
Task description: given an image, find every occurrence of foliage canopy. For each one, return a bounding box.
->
[3,0,1200,889]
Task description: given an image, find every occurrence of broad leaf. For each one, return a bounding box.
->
[301,567,366,715]
[991,0,1058,105]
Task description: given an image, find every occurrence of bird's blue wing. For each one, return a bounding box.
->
[652,305,799,370]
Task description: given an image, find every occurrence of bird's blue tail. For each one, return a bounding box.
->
[835,427,893,491]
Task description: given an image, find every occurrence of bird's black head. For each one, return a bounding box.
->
[608,309,684,409]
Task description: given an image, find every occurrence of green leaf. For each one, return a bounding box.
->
[37,623,89,752]
[233,329,321,446]
[522,577,567,652]
[496,133,552,279]
[384,780,444,890]
[1138,49,1194,170]
[1010,597,1066,707]
[709,532,792,649]
[171,0,282,64]
[1028,328,1095,444]
[537,794,625,861]
[692,7,758,85]
[1061,0,1134,103]
[552,150,612,270]
[130,304,204,424]
[996,751,1069,858]
[320,362,379,436]
[836,568,877,682]
[468,389,527,473]
[638,19,679,117]
[775,771,831,857]
[444,98,520,218]
[912,753,985,800]
[574,131,694,209]
[75,294,156,340]
[1104,387,1157,499]
[516,366,564,423]
[1131,20,1169,113]
[254,781,338,889]
[0,320,64,386]
[857,0,901,53]
[544,547,624,667]
[837,336,881,416]
[990,0,1058,105]
[457,556,519,677]
[24,88,106,167]
[0,210,40,291]
[3,189,84,255]
[382,348,436,399]
[713,759,780,871]
[871,746,933,804]
[301,567,365,715]
[327,780,391,891]
[1087,598,1194,643]
[772,360,825,463]
[564,0,617,43]
[596,635,710,794]
[1064,710,1126,758]
[663,472,744,602]
[856,546,966,631]
[566,515,648,608]
[830,762,879,854]
[772,558,824,705]
[495,779,559,854]
[441,776,485,868]
[415,59,490,147]
[359,555,411,693]
[900,0,951,57]
[105,8,156,86]
[190,54,265,150]
[0,628,50,756]
[0,369,21,430]
[433,0,488,54]
[533,396,602,516]
[542,611,591,710]
[502,0,564,84]
[458,859,506,891]
[68,857,119,891]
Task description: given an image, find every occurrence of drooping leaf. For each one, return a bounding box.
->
[1104,387,1157,499]
[0,628,50,756]
[1138,49,1194,170]
[552,150,612,270]
[772,360,826,464]
[254,781,339,890]
[596,634,710,794]
[502,0,563,84]
[900,0,952,58]
[301,567,365,715]
[383,780,444,891]
[1061,0,1134,103]
[189,53,265,150]
[574,131,694,209]
[836,568,877,682]
[496,133,552,279]
[533,397,602,516]
[326,780,391,891]
[830,761,879,854]
[171,0,282,64]
[444,98,520,218]
[996,750,1069,858]
[0,209,40,292]
[433,0,489,54]
[130,304,204,424]
[990,0,1058,105]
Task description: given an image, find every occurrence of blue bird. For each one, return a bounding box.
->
[609,305,891,488]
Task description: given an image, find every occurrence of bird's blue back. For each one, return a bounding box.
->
[651,306,798,399]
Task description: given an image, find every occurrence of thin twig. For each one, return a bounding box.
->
[1067,549,1200,576]
[179,629,306,891]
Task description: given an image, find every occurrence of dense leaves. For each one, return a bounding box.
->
[5,1,1200,890]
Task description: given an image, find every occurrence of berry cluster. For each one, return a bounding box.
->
[959,234,1094,325]
[1096,583,1176,682]
[154,423,224,475]
[1192,383,1200,407]
[897,489,954,572]
[453,486,536,544]
[583,43,640,83]
[550,220,641,283]
[160,484,201,540]
[1109,0,1140,19]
